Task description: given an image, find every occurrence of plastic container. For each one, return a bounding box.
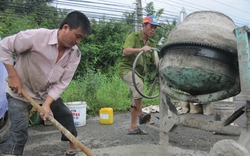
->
[99,107,113,125]
[66,101,87,127]
[202,103,214,115]
[29,110,42,126]
[213,100,235,121]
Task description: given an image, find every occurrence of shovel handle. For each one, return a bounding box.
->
[6,77,93,156]
[21,89,94,156]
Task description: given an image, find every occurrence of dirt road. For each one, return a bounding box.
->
[0,110,243,156]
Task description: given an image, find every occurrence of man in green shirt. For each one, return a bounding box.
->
[118,15,160,135]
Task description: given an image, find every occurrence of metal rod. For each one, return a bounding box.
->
[246,101,250,131]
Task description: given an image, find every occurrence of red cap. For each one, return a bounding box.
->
[142,15,161,26]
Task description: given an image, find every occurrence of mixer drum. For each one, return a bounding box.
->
[159,11,240,96]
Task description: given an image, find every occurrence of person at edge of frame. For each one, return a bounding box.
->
[0,11,91,156]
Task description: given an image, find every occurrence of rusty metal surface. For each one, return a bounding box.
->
[234,26,250,101]
[158,11,240,103]
[160,43,239,95]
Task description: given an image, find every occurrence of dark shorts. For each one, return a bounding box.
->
[2,96,77,155]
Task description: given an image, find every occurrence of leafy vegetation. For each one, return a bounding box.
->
[61,70,160,115]
[0,0,176,115]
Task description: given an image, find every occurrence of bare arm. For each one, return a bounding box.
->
[4,64,22,94]
[123,45,152,55]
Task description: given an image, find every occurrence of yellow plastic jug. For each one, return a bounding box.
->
[99,107,113,125]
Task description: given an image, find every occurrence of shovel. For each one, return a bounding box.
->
[8,82,94,156]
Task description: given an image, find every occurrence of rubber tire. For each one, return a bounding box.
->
[0,111,11,144]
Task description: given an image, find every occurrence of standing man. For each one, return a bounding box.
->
[0,11,91,156]
[118,15,160,135]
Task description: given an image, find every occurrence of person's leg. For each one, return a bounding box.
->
[130,98,142,131]
[123,71,150,133]
[130,106,137,131]
[2,96,32,156]
[50,98,78,152]
[135,98,142,116]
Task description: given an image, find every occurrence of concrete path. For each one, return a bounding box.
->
[86,144,209,156]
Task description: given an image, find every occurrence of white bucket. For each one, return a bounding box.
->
[213,101,235,121]
[66,101,87,127]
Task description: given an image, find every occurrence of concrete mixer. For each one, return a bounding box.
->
[134,11,250,155]
[160,11,240,103]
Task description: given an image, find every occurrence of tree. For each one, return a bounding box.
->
[144,2,164,19]
[123,12,136,26]
[143,2,177,84]
[0,0,66,37]
[0,0,54,13]
[75,18,131,77]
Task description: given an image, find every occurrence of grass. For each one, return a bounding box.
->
[60,70,159,116]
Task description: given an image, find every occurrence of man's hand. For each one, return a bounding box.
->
[40,96,54,121]
[7,75,22,94]
[41,104,54,121]
[4,64,22,94]
[141,45,152,52]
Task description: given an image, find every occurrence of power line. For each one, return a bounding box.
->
[53,0,135,12]
[54,0,133,8]
[154,0,250,26]
[180,0,250,26]
[212,0,250,14]
[2,0,248,27]
[53,0,179,24]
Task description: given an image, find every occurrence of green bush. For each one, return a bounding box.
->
[61,69,159,116]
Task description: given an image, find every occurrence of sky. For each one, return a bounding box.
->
[148,0,250,26]
[53,0,250,27]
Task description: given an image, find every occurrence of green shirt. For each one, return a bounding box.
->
[118,31,156,80]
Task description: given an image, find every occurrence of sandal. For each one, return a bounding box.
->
[65,150,77,156]
[127,127,148,135]
[139,113,151,125]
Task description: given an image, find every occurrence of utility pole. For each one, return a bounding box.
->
[136,0,142,31]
